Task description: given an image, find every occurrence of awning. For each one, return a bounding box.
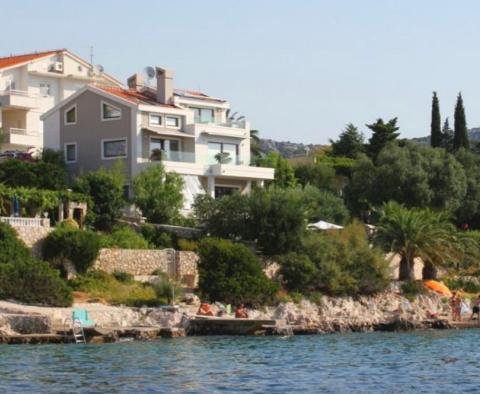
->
[307,220,344,230]
[142,127,195,138]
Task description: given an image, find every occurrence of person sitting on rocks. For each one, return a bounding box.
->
[471,295,480,321]
[197,302,214,316]
[235,304,249,319]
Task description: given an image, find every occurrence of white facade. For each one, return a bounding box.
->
[0,49,121,152]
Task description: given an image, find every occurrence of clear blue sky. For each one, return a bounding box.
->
[3,0,480,143]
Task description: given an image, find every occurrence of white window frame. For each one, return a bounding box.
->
[149,113,163,126]
[64,142,77,163]
[64,104,77,125]
[165,116,181,129]
[101,137,128,160]
[100,100,122,122]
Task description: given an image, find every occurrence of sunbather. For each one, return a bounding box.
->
[235,303,249,319]
[197,303,214,316]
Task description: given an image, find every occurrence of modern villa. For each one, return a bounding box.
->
[41,67,274,208]
[0,49,121,152]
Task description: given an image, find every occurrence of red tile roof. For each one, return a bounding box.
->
[96,85,177,107]
[0,49,65,70]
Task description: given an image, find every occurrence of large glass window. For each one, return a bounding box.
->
[150,138,180,161]
[40,82,51,96]
[102,102,121,120]
[208,142,238,164]
[102,139,127,159]
[192,107,214,123]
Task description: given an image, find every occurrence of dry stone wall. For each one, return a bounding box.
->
[93,248,199,287]
[12,225,52,259]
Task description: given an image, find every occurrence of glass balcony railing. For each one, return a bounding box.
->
[143,151,248,166]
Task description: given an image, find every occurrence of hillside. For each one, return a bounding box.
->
[410,128,480,145]
[259,139,325,158]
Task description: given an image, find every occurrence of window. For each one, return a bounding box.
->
[64,143,77,163]
[208,142,238,164]
[39,82,51,97]
[149,114,162,126]
[102,138,127,159]
[101,101,121,120]
[165,116,180,128]
[150,137,180,161]
[192,107,215,123]
[65,105,76,125]
[4,80,15,91]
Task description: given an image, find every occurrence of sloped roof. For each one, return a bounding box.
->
[0,49,65,70]
[96,85,178,107]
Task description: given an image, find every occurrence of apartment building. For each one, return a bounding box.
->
[0,49,121,152]
[41,67,274,209]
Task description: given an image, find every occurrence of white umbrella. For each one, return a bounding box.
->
[307,220,343,230]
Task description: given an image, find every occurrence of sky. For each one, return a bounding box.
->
[3,0,480,144]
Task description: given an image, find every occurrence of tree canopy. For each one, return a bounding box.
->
[330,123,364,158]
[366,118,400,161]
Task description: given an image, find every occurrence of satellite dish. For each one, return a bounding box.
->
[144,66,155,79]
[93,64,104,74]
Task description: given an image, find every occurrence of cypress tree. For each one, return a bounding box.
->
[441,118,454,152]
[453,92,469,150]
[430,92,442,147]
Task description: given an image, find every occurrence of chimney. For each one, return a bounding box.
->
[156,67,174,104]
[127,73,144,91]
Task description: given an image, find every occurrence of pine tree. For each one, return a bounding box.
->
[430,92,442,147]
[440,118,454,152]
[453,92,469,150]
[366,118,400,161]
[330,123,364,158]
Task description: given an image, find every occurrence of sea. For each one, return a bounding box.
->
[1,330,479,393]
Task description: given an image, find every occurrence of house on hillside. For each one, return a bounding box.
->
[0,49,121,152]
[41,67,274,210]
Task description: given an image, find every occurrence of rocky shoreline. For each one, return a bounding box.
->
[0,289,469,344]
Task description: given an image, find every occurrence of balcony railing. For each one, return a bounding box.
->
[194,119,247,128]
[140,151,248,166]
[7,128,40,137]
[0,89,40,98]
[0,216,50,228]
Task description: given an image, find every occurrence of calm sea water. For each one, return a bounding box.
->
[1,330,479,393]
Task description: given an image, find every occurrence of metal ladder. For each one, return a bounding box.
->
[64,318,86,344]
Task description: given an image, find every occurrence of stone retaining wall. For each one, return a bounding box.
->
[12,225,53,259]
[93,248,199,287]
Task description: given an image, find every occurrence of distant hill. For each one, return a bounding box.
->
[259,139,325,158]
[410,128,480,145]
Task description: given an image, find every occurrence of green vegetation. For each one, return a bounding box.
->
[366,118,400,161]
[43,227,101,274]
[132,163,184,224]
[0,222,72,306]
[197,238,278,305]
[401,281,427,301]
[454,92,469,151]
[330,123,365,158]
[280,222,389,296]
[257,152,296,188]
[140,224,176,249]
[73,165,125,231]
[100,225,150,249]
[430,92,442,148]
[70,271,160,306]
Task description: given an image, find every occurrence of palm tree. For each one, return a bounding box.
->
[375,202,462,280]
[250,129,261,162]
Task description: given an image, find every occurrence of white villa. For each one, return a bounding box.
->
[0,49,121,152]
[41,66,274,208]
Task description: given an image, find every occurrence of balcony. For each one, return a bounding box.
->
[185,119,249,139]
[3,128,41,148]
[0,90,40,109]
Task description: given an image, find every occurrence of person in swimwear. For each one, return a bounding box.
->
[235,303,249,319]
[197,302,214,316]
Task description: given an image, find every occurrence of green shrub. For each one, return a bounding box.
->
[444,277,480,294]
[177,238,198,252]
[197,238,278,305]
[112,271,134,283]
[43,228,101,273]
[0,259,72,306]
[101,226,150,249]
[401,280,427,301]
[279,253,318,292]
[70,271,159,306]
[151,272,183,305]
[58,218,79,229]
[301,222,390,296]
[0,222,30,264]
[141,224,175,248]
